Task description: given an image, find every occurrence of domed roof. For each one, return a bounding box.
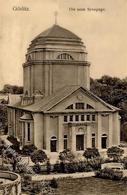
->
[34,24,81,40]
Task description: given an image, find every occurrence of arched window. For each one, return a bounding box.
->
[86,104,94,109]
[64,135,68,150]
[66,104,73,109]
[101,134,107,149]
[50,136,57,152]
[57,53,74,60]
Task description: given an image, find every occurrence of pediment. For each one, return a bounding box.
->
[46,87,116,113]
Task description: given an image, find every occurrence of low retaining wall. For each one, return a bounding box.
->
[101,163,124,170]
[32,171,95,181]
[0,171,21,195]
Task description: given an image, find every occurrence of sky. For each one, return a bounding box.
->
[0,0,127,89]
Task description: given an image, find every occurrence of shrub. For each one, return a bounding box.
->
[64,162,78,173]
[33,163,41,174]
[22,144,37,156]
[53,162,61,173]
[46,159,51,174]
[59,149,75,162]
[88,157,104,170]
[121,156,127,169]
[96,168,123,180]
[31,150,47,164]
[107,146,124,162]
[50,178,58,188]
[7,135,20,152]
[83,148,100,160]
[77,161,92,172]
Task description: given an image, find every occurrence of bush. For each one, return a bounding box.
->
[64,162,78,173]
[31,150,47,164]
[53,161,93,173]
[33,163,41,174]
[77,161,92,172]
[46,159,51,174]
[96,168,123,180]
[83,148,100,160]
[88,157,104,170]
[53,162,61,173]
[107,146,124,162]
[7,136,20,152]
[50,178,58,188]
[22,144,37,156]
[59,149,75,162]
[121,157,127,169]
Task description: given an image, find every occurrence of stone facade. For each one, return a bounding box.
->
[8,24,120,153]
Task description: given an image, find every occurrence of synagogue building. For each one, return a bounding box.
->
[8,24,120,153]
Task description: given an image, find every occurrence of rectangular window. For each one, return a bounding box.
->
[92,137,95,148]
[86,115,90,121]
[81,115,85,121]
[70,115,73,122]
[64,116,68,122]
[92,115,96,121]
[64,140,67,150]
[27,123,30,141]
[75,115,79,121]
[75,103,84,109]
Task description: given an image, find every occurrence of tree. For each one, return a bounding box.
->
[30,150,47,164]
[0,84,23,94]
[59,149,75,162]
[83,148,100,160]
[107,146,124,162]
[21,144,37,164]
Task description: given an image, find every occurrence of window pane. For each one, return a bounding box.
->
[92,138,95,148]
[81,115,85,121]
[27,123,30,141]
[92,115,95,121]
[70,115,73,121]
[87,115,90,121]
[76,103,84,109]
[64,116,67,122]
[75,115,79,121]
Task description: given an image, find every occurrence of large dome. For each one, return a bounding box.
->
[34,24,81,40]
[28,24,84,52]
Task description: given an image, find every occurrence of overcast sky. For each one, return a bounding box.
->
[0,0,127,89]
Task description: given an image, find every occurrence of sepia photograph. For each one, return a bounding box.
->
[0,0,127,194]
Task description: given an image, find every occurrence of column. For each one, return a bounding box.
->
[58,116,63,152]
[71,126,76,151]
[86,125,91,148]
[97,113,102,151]
[109,114,113,147]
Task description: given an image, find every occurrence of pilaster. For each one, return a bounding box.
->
[58,116,63,152]
[71,126,76,151]
[109,114,113,147]
[97,113,102,150]
[86,125,91,148]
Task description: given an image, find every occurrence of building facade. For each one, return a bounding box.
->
[8,24,120,152]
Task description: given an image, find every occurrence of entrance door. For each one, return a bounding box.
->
[101,137,107,149]
[76,135,84,151]
[50,136,57,152]
[50,140,57,152]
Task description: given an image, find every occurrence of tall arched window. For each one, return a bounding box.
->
[50,136,57,152]
[64,135,68,150]
[57,53,74,60]
[101,134,107,149]
[92,133,95,148]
